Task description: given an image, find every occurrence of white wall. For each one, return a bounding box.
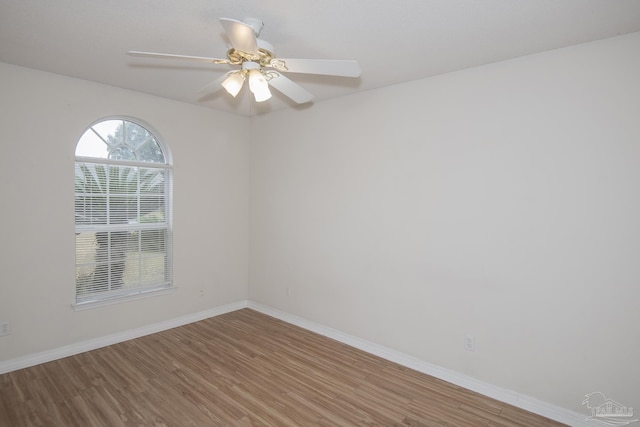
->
[0,63,250,362]
[249,33,640,413]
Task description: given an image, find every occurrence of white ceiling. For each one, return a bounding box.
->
[2,0,640,116]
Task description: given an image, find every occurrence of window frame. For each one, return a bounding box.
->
[73,117,174,310]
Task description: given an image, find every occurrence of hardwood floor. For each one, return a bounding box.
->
[0,309,566,426]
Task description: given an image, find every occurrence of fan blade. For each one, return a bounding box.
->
[219,18,258,55]
[128,51,230,64]
[273,58,361,77]
[199,72,235,95]
[267,72,314,104]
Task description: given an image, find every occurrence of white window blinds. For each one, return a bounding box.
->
[74,119,172,305]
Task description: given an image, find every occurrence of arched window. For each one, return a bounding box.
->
[74,118,172,307]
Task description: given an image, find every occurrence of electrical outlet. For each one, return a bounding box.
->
[0,321,10,337]
[199,288,205,297]
[286,286,291,296]
[464,334,475,352]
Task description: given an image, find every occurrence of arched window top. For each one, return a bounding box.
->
[76,118,167,164]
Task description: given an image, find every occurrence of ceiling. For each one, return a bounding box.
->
[2,1,640,116]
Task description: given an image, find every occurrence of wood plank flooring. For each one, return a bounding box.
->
[0,309,566,426]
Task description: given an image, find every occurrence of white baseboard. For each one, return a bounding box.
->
[0,300,248,375]
[247,301,589,427]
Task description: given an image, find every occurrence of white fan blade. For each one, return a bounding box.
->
[267,72,314,104]
[274,58,361,77]
[219,18,258,55]
[199,72,234,95]
[128,51,230,64]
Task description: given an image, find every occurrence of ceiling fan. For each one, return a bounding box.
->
[127,17,362,104]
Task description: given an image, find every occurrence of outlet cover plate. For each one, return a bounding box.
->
[0,321,10,337]
[464,334,475,351]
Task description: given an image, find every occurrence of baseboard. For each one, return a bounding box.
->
[0,300,248,375]
[247,301,589,427]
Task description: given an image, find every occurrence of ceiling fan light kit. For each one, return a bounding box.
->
[127,16,361,106]
[221,62,272,102]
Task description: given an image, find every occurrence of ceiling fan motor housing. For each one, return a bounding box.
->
[226,39,275,67]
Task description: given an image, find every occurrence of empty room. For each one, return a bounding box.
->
[1,1,639,426]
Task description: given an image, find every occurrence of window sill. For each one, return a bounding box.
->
[72,287,176,311]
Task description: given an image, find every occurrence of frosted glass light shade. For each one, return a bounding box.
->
[248,69,271,102]
[221,72,244,97]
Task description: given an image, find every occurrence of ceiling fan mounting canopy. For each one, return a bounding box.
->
[240,17,264,37]
[127,16,361,104]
